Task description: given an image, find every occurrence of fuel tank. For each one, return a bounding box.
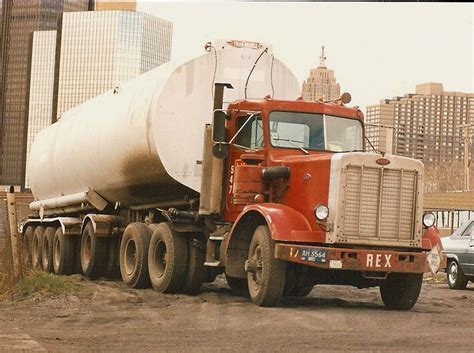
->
[28,40,300,207]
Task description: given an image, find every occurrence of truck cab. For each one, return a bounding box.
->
[212,96,444,308]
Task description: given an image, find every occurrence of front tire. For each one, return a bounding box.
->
[119,223,152,288]
[380,273,423,310]
[447,260,468,290]
[247,225,286,307]
[148,223,188,293]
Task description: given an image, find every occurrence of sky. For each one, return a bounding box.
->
[137,2,473,112]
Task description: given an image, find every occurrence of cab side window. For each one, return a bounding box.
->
[235,115,263,149]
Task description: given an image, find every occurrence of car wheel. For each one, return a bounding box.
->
[447,260,468,290]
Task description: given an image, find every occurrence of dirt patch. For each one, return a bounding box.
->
[0,274,472,352]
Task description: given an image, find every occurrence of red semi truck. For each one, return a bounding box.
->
[22,40,444,308]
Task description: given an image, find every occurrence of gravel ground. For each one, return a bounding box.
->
[0,274,473,352]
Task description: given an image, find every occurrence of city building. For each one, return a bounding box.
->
[302,46,341,102]
[0,0,89,189]
[366,83,474,163]
[52,10,172,119]
[25,31,57,189]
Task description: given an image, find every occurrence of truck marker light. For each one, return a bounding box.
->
[422,212,436,228]
[314,204,329,221]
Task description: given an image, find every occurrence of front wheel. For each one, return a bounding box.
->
[380,273,423,310]
[447,261,468,290]
[247,225,286,307]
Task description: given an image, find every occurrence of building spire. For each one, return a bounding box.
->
[319,45,326,67]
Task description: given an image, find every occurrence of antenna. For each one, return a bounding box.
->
[319,45,326,67]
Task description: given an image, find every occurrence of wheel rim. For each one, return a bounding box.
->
[124,238,137,276]
[53,236,61,270]
[248,244,264,291]
[448,262,458,284]
[152,239,167,278]
[83,234,92,268]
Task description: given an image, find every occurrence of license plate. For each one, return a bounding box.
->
[364,253,392,269]
[300,248,327,263]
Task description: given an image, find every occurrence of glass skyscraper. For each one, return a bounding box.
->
[0,0,89,188]
[25,31,57,189]
[53,10,172,119]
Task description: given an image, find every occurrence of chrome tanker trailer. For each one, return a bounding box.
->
[23,39,443,308]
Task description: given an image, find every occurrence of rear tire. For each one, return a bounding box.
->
[21,226,34,269]
[31,226,45,270]
[119,223,152,288]
[182,236,207,294]
[81,222,107,278]
[42,227,56,273]
[447,260,468,290]
[148,223,188,293]
[247,225,286,307]
[52,228,74,275]
[380,273,423,310]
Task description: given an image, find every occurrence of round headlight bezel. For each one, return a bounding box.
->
[315,204,329,221]
[422,212,436,228]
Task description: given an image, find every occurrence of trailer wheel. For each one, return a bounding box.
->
[119,223,152,288]
[247,225,286,307]
[148,223,188,293]
[447,260,468,290]
[226,274,249,296]
[42,227,56,273]
[21,226,35,269]
[182,236,207,295]
[32,226,45,270]
[52,228,74,275]
[81,222,107,278]
[380,273,423,310]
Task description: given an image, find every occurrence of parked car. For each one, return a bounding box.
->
[442,219,474,289]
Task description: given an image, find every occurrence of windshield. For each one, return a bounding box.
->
[269,111,363,152]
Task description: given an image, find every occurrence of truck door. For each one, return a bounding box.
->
[224,114,264,221]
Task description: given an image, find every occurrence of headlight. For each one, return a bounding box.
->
[422,212,436,228]
[315,204,329,221]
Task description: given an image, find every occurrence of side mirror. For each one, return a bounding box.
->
[212,110,229,159]
[212,111,227,143]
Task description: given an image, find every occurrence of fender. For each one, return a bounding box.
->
[81,214,125,237]
[22,217,81,237]
[421,226,443,250]
[233,203,318,242]
[224,203,321,279]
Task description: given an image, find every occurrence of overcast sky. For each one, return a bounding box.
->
[137,2,473,111]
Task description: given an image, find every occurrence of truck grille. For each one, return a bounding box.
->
[342,165,418,243]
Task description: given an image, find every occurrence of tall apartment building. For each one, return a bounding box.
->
[52,10,172,119]
[0,0,89,189]
[302,46,341,102]
[366,83,474,162]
